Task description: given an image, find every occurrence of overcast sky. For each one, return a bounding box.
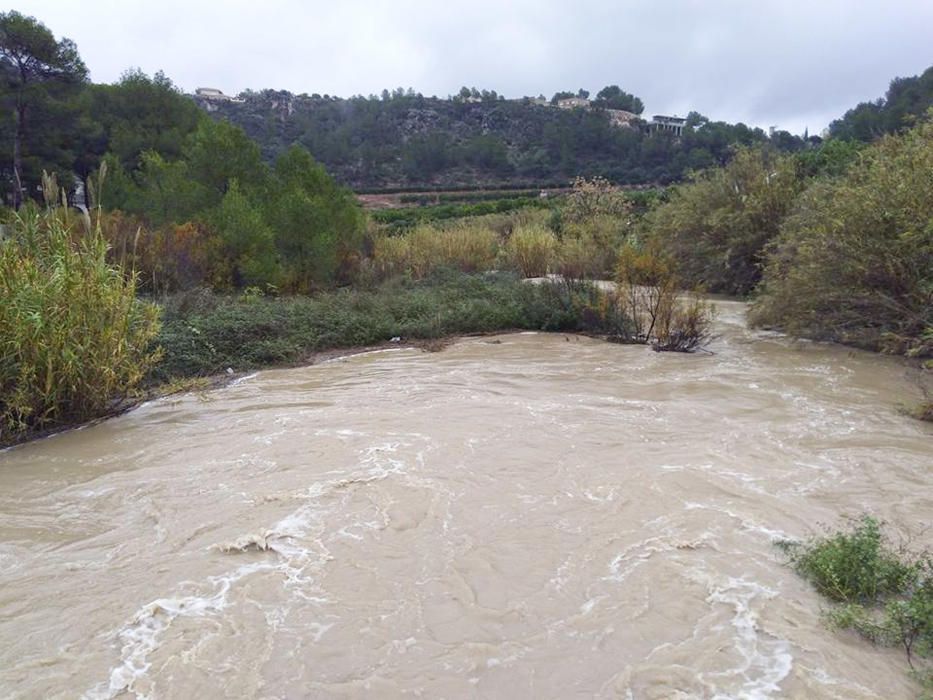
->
[14,0,933,135]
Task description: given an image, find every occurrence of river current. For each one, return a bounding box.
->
[1,300,930,698]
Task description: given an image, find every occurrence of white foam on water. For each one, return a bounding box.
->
[683,501,792,544]
[803,664,882,699]
[604,536,673,583]
[228,371,259,387]
[318,347,412,365]
[85,561,274,700]
[703,577,793,699]
[86,437,418,698]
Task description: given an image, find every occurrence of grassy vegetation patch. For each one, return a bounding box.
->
[0,201,161,445]
[779,516,933,688]
[149,270,626,383]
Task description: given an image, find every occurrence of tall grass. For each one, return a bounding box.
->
[372,223,498,280]
[0,200,161,444]
[504,224,557,277]
[557,215,629,279]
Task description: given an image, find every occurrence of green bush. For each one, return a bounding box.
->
[780,516,933,685]
[0,204,161,444]
[779,516,917,603]
[751,117,933,355]
[209,182,281,288]
[645,146,803,296]
[264,146,366,291]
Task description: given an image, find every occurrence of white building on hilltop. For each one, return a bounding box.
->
[194,87,244,104]
[650,115,687,136]
[557,96,591,110]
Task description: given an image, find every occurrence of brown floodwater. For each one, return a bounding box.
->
[1,301,931,699]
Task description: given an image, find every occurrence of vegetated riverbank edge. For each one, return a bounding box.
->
[1,271,633,450]
[5,299,926,454]
[0,330,521,452]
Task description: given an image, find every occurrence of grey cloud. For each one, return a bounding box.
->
[15,0,933,134]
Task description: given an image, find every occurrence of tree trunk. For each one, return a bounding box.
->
[12,103,25,209]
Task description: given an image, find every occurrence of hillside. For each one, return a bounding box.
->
[829,65,933,141]
[196,89,790,190]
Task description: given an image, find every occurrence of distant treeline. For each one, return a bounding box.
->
[205,90,798,190]
[397,190,544,205]
[372,197,546,228]
[355,183,568,195]
[2,8,931,200]
[829,66,933,141]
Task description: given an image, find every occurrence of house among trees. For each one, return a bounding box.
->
[557,96,591,110]
[650,115,687,136]
[194,87,244,104]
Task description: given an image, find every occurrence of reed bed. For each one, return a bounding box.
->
[0,205,161,444]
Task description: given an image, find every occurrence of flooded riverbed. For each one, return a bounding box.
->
[1,301,930,699]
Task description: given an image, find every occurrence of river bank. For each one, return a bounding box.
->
[5,270,929,451]
[2,271,624,450]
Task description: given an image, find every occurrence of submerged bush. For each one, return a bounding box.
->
[779,516,917,603]
[780,516,933,684]
[0,204,161,444]
[652,294,715,353]
[614,242,714,352]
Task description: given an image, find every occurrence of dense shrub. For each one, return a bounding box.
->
[779,516,933,684]
[101,124,366,294]
[209,182,281,288]
[751,117,933,355]
[645,146,804,296]
[0,203,161,444]
[264,146,366,290]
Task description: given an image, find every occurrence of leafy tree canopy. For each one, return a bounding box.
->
[594,85,644,114]
[829,65,933,141]
[0,10,87,205]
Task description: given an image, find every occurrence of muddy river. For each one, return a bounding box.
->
[1,301,931,698]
